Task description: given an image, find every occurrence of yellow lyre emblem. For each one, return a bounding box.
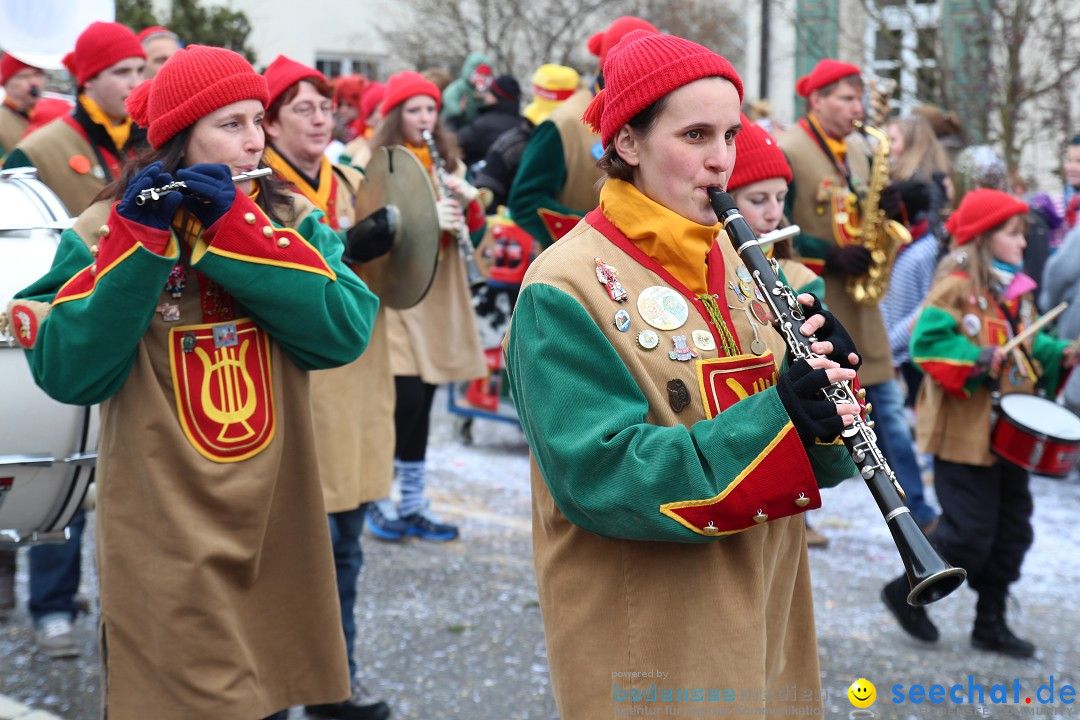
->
[195,339,258,443]
[170,318,276,462]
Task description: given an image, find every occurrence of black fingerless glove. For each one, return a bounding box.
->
[777,359,845,446]
[345,207,396,263]
[825,244,872,275]
[117,162,183,231]
[798,294,862,371]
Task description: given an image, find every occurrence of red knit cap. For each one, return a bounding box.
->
[360,82,386,120]
[264,54,327,108]
[727,115,792,191]
[1,53,38,85]
[795,59,861,98]
[583,31,744,148]
[944,189,1028,245]
[334,74,368,110]
[126,45,269,148]
[587,16,660,68]
[381,71,440,117]
[62,21,145,86]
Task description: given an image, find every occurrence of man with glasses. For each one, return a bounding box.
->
[261,55,394,720]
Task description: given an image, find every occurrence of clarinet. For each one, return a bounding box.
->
[421,129,485,287]
[708,188,966,606]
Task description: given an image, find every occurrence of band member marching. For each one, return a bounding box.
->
[364,71,486,542]
[6,45,379,719]
[504,30,862,717]
[262,54,393,720]
[881,188,1077,657]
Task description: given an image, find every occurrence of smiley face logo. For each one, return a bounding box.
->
[847,678,876,708]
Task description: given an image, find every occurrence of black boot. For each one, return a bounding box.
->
[972,593,1035,658]
[881,575,939,642]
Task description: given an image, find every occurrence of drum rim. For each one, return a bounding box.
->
[997,394,1080,443]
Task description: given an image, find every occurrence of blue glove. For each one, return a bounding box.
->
[117,162,183,231]
[175,163,236,228]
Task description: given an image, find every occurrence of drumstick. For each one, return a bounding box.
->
[999,301,1068,354]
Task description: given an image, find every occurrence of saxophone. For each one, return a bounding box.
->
[845,119,912,305]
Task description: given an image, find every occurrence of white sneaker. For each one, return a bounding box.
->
[35,614,80,659]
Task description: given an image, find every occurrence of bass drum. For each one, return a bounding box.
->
[0,168,97,544]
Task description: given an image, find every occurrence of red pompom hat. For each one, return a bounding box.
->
[62,21,145,87]
[360,82,386,120]
[944,189,1029,245]
[1,53,38,85]
[586,16,660,68]
[125,45,269,149]
[727,115,792,192]
[583,30,744,148]
[381,71,440,117]
[795,59,861,98]
[264,54,326,108]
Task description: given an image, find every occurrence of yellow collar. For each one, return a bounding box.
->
[808,112,846,162]
[599,178,718,295]
[264,145,333,216]
[79,93,132,151]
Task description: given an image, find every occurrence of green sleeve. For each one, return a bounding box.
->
[783,173,831,270]
[2,147,33,170]
[506,282,854,542]
[15,226,178,406]
[1033,331,1069,396]
[910,305,984,397]
[193,205,379,371]
[507,121,579,248]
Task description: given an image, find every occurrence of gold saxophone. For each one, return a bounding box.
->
[845,119,912,305]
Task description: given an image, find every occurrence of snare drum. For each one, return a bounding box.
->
[991,393,1080,477]
[0,168,97,544]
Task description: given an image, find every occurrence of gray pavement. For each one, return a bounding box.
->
[2,389,1079,719]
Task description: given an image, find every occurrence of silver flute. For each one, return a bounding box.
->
[134,168,272,206]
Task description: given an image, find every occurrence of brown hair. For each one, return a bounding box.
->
[266,75,334,124]
[368,103,462,174]
[888,115,951,183]
[596,94,670,182]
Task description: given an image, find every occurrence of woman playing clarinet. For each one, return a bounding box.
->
[503,30,862,717]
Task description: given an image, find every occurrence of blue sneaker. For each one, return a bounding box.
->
[402,509,459,542]
[365,500,408,541]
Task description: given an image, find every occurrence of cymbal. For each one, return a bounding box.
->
[355,145,441,309]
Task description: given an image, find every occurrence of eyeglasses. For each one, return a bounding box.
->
[289,101,334,118]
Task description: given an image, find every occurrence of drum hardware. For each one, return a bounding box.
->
[991,393,1080,477]
[354,145,441,309]
[135,167,272,206]
[1,170,98,545]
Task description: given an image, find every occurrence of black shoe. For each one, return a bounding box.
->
[262,711,289,720]
[306,681,391,720]
[401,509,459,542]
[881,577,939,642]
[972,596,1036,658]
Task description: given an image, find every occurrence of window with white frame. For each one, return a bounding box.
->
[315,54,382,80]
[866,0,939,113]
